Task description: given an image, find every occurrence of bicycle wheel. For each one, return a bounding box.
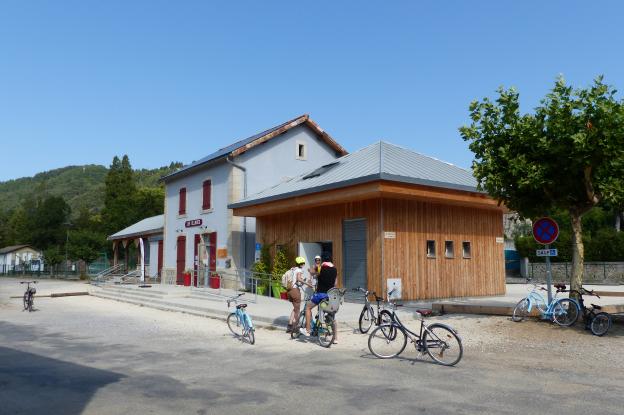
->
[28,295,34,312]
[512,298,530,322]
[378,310,397,339]
[23,293,29,311]
[358,306,374,334]
[552,299,580,327]
[227,312,244,337]
[590,312,611,336]
[317,314,336,348]
[246,328,256,345]
[368,324,407,359]
[423,324,463,366]
[291,311,305,339]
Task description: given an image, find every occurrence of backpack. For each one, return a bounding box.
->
[281,268,295,290]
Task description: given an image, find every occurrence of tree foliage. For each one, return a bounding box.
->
[460,76,624,294]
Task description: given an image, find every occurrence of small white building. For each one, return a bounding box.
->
[0,245,44,274]
[159,114,347,285]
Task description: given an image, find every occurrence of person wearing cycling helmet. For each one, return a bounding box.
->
[286,256,306,333]
[300,253,337,339]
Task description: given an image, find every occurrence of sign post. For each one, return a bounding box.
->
[532,217,559,304]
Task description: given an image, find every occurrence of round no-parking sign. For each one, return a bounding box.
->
[532,217,559,245]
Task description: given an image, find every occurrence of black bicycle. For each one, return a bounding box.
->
[572,287,612,336]
[354,287,393,334]
[20,281,37,312]
[368,299,463,366]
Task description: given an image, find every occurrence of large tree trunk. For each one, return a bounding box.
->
[569,210,584,302]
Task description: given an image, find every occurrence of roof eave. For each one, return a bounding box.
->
[107,228,164,241]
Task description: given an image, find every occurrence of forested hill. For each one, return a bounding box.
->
[0,162,182,216]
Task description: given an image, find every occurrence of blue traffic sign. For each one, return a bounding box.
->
[533,217,559,245]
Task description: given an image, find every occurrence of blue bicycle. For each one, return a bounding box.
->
[512,281,580,326]
[226,293,255,345]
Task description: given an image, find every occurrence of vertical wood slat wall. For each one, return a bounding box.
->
[256,197,505,300]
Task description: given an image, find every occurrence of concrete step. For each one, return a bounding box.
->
[99,285,169,298]
[90,290,288,328]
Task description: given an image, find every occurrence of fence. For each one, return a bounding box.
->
[528,261,624,284]
[0,263,80,279]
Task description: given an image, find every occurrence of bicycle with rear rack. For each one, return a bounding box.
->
[20,281,37,312]
[367,294,463,366]
[291,288,346,348]
[512,280,580,326]
[353,287,393,334]
[571,287,612,336]
[226,293,255,345]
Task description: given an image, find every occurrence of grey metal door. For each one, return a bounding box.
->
[343,218,367,291]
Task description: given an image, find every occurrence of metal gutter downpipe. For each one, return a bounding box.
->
[226,157,248,271]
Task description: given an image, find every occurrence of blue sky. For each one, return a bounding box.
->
[1,1,623,181]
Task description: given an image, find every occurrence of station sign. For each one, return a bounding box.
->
[185,219,202,228]
[536,248,558,257]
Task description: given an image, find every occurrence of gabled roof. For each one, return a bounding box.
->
[160,114,347,182]
[0,245,32,255]
[108,215,164,241]
[229,141,479,209]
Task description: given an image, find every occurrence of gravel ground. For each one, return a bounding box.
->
[2,278,624,414]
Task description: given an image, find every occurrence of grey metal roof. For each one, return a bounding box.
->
[229,141,479,209]
[108,215,164,241]
[0,245,31,255]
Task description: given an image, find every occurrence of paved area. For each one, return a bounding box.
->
[2,277,624,414]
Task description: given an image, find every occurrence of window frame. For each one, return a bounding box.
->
[178,187,187,216]
[295,140,307,160]
[201,178,213,213]
[426,240,436,258]
[462,241,472,259]
[444,240,455,259]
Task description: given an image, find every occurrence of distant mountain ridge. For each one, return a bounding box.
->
[0,162,182,216]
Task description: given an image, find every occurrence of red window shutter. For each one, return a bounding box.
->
[179,188,186,215]
[202,180,211,210]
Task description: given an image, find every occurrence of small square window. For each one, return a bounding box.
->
[426,240,436,258]
[445,241,454,258]
[295,141,307,160]
[462,241,471,259]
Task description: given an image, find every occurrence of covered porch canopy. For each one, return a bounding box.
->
[107,214,164,270]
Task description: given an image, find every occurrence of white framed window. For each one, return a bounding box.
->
[426,240,436,258]
[462,241,472,259]
[296,140,307,160]
[445,241,454,258]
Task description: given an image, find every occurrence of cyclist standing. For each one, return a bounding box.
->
[286,257,306,333]
[299,254,338,342]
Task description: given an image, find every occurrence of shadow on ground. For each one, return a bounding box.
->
[0,346,124,415]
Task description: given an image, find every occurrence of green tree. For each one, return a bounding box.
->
[102,155,137,235]
[134,187,165,218]
[68,229,106,263]
[460,76,624,298]
[30,196,71,250]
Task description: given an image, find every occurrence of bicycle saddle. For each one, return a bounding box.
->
[554,283,566,290]
[236,304,247,309]
[375,295,384,302]
[591,304,602,310]
[417,309,432,316]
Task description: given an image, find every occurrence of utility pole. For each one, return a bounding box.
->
[64,221,72,279]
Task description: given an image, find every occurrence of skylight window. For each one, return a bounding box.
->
[302,161,340,180]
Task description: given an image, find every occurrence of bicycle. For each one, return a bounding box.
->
[368,299,463,366]
[571,287,612,336]
[292,288,346,348]
[20,281,37,312]
[353,287,393,334]
[226,293,255,345]
[512,280,580,326]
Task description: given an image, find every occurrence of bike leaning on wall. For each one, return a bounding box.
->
[512,280,580,326]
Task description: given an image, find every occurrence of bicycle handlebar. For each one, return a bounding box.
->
[226,292,245,307]
[20,281,37,284]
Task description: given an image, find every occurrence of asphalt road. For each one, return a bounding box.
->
[1,281,623,415]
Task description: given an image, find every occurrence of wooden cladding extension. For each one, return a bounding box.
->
[255,198,505,301]
[232,180,504,218]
